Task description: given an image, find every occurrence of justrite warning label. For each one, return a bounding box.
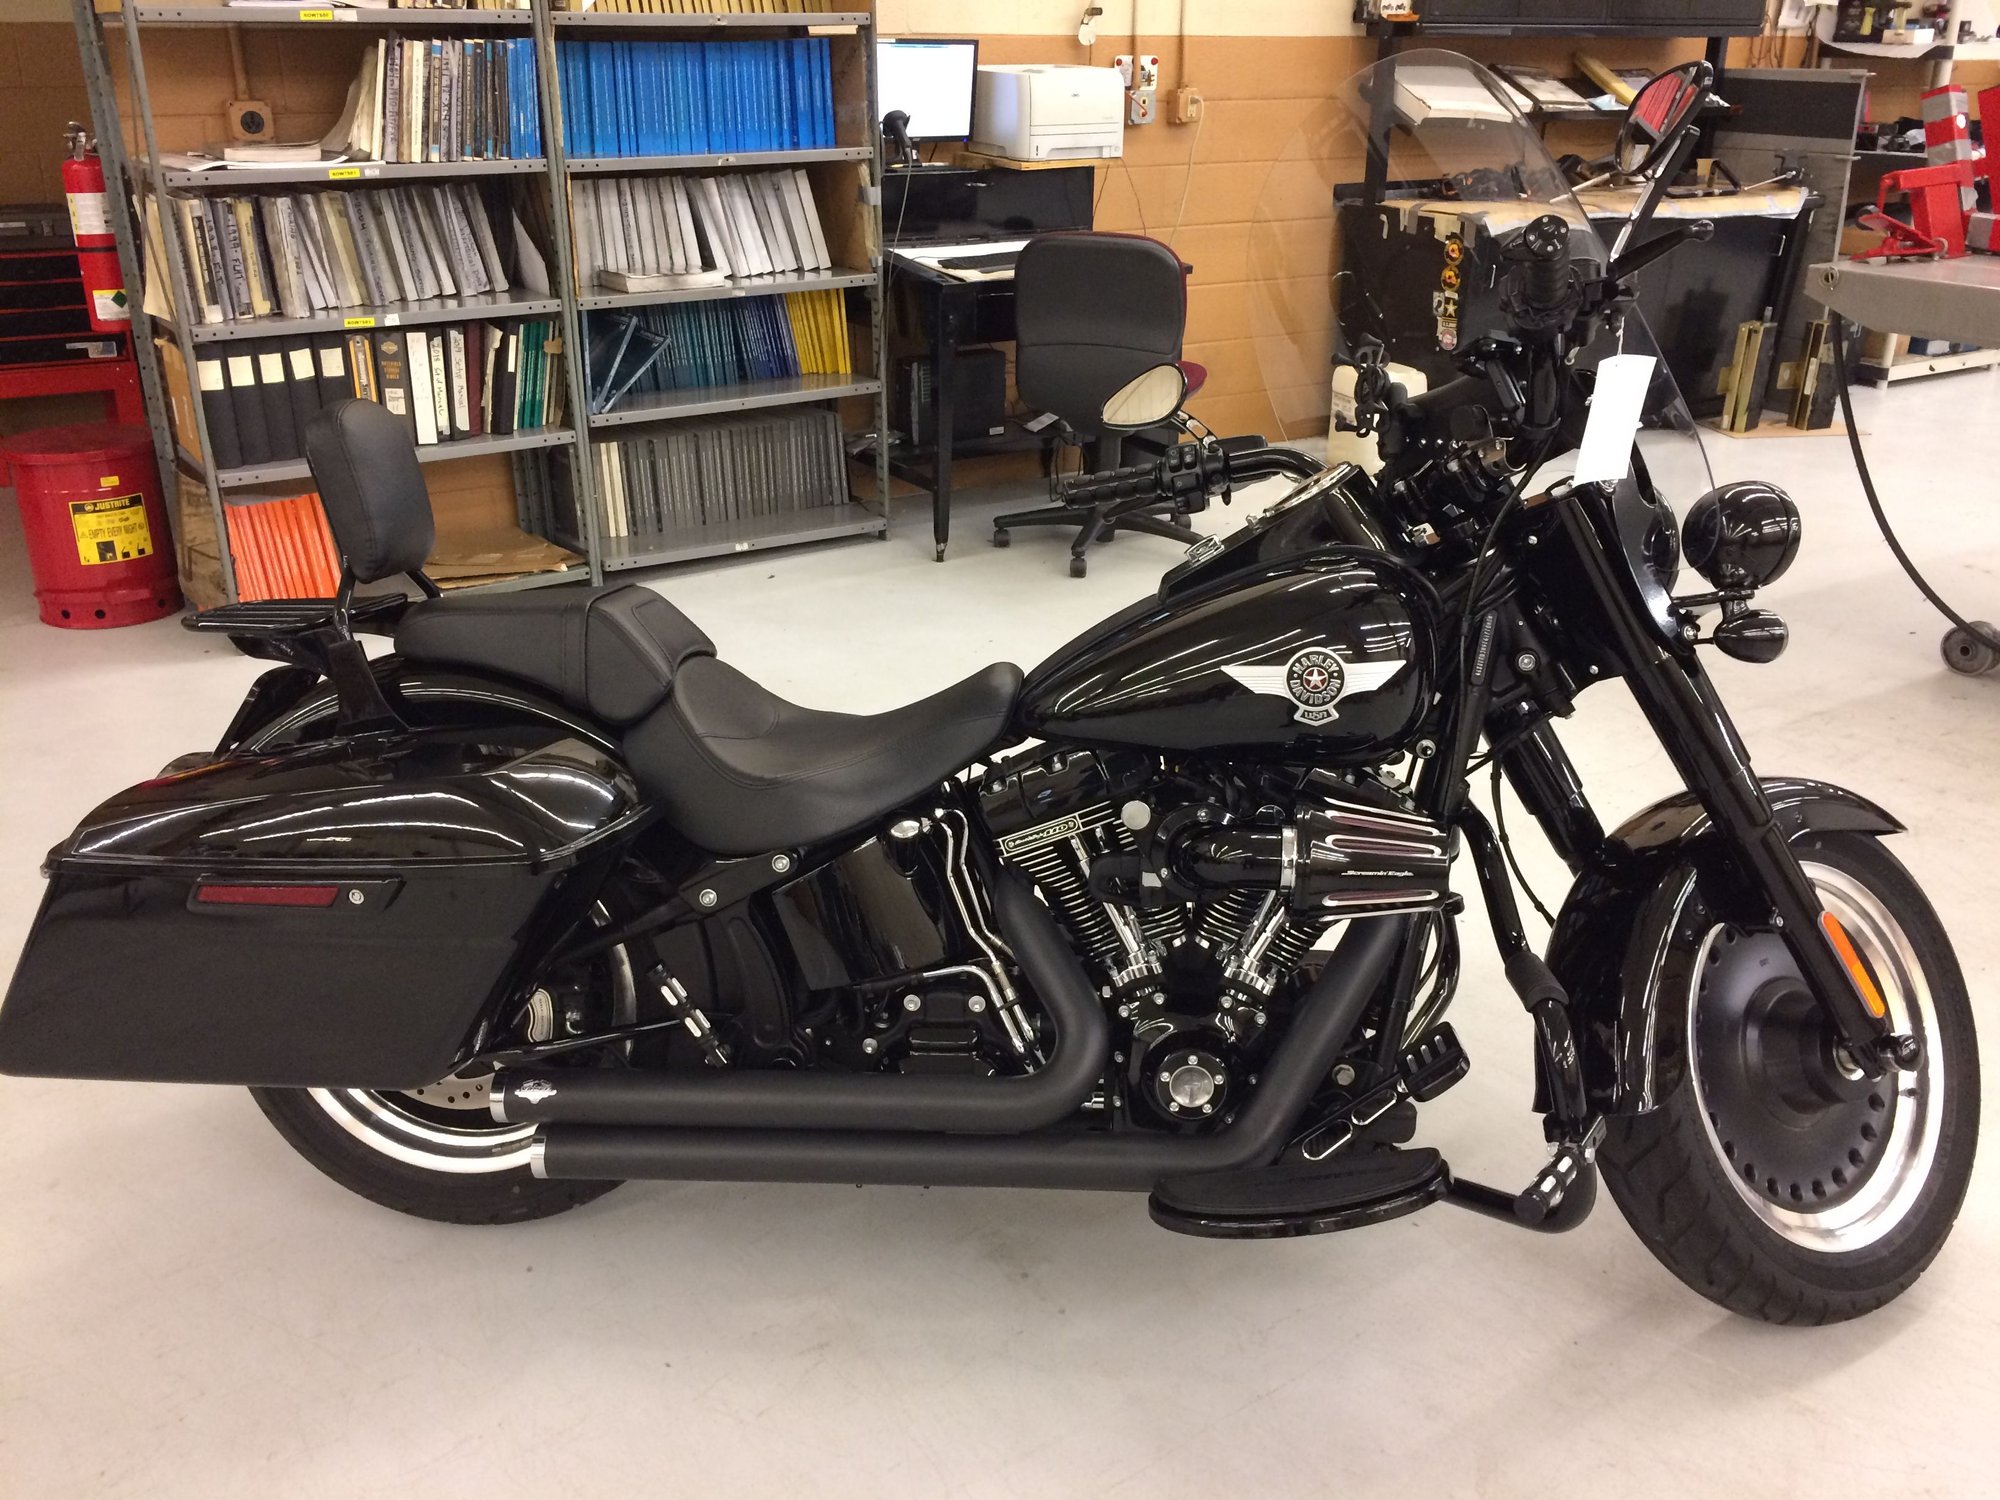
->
[69,493,153,566]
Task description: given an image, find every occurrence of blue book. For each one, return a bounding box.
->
[784,39,808,150]
[616,42,635,158]
[667,44,687,155]
[505,40,518,159]
[752,42,771,153]
[772,41,789,151]
[559,42,584,156]
[591,42,615,159]
[701,45,725,155]
[812,37,828,148]
[639,45,663,157]
[525,40,543,157]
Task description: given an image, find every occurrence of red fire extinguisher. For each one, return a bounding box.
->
[61,123,130,334]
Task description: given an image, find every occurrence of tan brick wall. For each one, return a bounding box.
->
[0,22,92,208]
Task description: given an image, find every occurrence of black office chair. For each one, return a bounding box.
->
[991,233,1203,578]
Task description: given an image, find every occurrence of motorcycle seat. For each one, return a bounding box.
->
[394,584,1022,856]
[624,655,1023,857]
[395,585,714,727]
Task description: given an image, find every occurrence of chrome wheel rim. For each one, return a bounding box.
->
[306,1083,538,1174]
[1689,861,1940,1254]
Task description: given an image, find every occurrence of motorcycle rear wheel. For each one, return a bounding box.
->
[1601,832,1978,1324]
[251,1082,615,1225]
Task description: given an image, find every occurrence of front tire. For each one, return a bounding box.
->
[1601,832,1979,1323]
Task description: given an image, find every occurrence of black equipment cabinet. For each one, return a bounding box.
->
[1406,0,1766,33]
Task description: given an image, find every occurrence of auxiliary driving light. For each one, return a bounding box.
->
[1684,480,1802,591]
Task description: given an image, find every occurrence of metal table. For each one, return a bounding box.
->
[1807,256,2000,673]
[1808,256,2000,348]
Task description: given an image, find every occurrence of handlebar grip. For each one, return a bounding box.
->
[1057,459,1168,507]
[1518,214,1573,315]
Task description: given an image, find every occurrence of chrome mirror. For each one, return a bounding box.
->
[1616,63,1709,179]
[1100,363,1188,430]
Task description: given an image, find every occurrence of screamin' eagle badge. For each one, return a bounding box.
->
[1223,647,1405,726]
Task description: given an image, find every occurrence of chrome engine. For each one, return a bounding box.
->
[978,750,1449,1128]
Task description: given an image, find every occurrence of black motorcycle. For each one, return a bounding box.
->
[1,54,1976,1324]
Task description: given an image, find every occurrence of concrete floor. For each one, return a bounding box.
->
[2,376,1998,1498]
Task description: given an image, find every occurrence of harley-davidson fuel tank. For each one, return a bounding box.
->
[1019,548,1439,761]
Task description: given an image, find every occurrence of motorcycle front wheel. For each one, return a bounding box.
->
[1601,831,1979,1324]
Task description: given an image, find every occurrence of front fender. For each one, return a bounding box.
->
[1546,779,1902,1115]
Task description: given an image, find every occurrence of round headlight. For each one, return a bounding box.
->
[1684,481,1801,590]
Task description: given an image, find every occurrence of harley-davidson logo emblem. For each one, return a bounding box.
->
[514,1078,558,1105]
[1223,648,1407,726]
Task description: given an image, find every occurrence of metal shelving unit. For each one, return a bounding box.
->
[599,503,885,571]
[578,266,875,312]
[549,9,868,27]
[72,0,890,600]
[133,5,531,25]
[567,145,872,174]
[158,158,548,190]
[156,293,566,343]
[215,424,575,490]
[586,373,882,428]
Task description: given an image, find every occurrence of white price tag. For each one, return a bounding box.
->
[1573,353,1656,487]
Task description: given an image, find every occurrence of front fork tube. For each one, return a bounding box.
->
[1554,498,1899,1066]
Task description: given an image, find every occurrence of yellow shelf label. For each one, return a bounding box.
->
[327,166,361,181]
[298,8,335,19]
[343,316,377,329]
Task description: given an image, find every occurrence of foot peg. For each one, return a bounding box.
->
[1443,1117,1604,1234]
[1515,1117,1605,1227]
[1399,1022,1469,1103]
[1150,1145,1451,1240]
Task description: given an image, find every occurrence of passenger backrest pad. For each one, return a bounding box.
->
[304,398,436,584]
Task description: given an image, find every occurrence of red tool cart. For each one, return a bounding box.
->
[0,195,144,486]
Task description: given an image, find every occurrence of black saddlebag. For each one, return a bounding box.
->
[0,727,647,1088]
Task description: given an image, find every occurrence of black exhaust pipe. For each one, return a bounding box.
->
[532,918,1408,1192]
[492,870,1108,1134]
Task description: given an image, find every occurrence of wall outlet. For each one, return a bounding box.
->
[227,99,275,142]
[1114,54,1160,90]
[1170,85,1204,125]
[1128,88,1158,126]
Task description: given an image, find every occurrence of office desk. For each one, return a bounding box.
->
[885,249,1051,561]
[877,163,1095,561]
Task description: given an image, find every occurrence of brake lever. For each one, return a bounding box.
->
[1608,219,1715,283]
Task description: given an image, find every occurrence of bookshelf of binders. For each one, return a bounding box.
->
[77,0,889,601]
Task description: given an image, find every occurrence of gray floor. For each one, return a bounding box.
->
[3,377,1998,1497]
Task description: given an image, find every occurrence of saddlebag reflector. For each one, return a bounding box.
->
[0,727,646,1089]
[193,882,341,908]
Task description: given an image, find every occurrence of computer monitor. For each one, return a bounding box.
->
[876,38,979,142]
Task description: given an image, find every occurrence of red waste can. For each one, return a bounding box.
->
[4,424,181,628]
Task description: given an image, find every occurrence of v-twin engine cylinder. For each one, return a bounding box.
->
[1170,793,1449,918]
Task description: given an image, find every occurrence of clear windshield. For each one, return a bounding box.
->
[1246,49,1711,501]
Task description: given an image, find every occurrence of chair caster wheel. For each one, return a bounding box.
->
[1069,556,1088,579]
[934,544,947,562]
[1098,526,1115,543]
[992,529,1010,548]
[1942,621,2000,675]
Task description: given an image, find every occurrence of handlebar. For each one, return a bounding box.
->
[1055,440,1325,513]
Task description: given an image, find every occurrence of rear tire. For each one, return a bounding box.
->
[1601,832,1979,1323]
[251,1085,615,1225]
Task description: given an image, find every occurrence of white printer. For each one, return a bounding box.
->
[971,65,1124,162]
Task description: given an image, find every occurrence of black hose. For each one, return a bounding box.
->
[1830,318,2000,654]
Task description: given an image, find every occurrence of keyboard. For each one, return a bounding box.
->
[936,249,1021,274]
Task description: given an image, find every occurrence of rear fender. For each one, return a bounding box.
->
[1547,778,1902,1115]
[235,657,618,755]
